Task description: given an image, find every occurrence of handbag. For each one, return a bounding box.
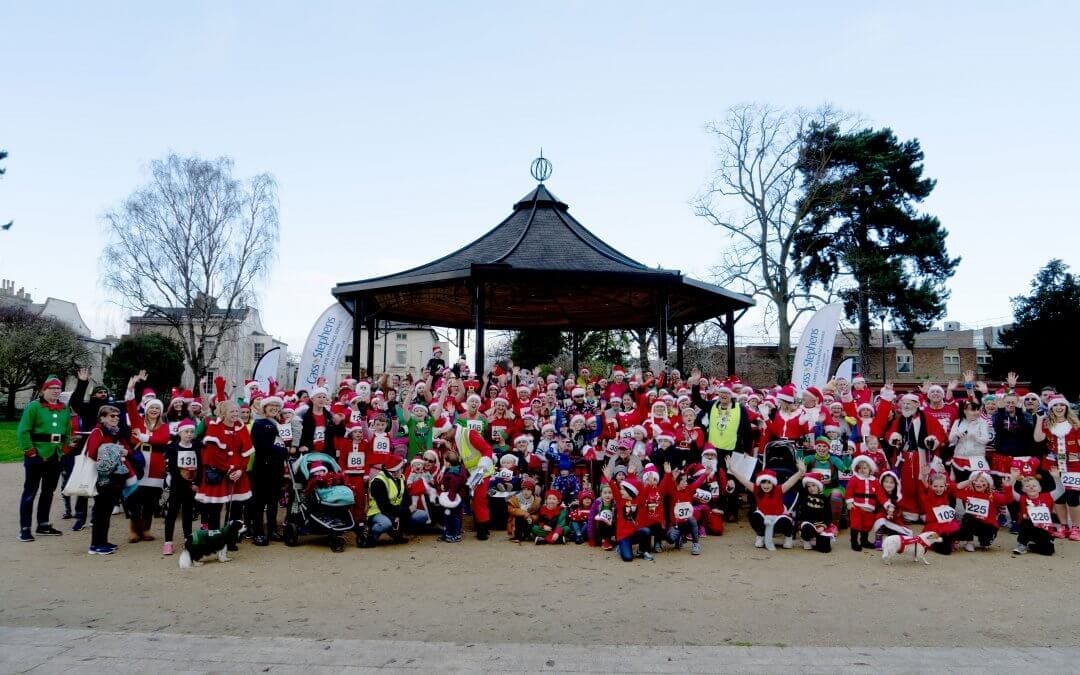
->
[204,466,224,485]
[62,452,99,498]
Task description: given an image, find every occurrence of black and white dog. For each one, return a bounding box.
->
[179,520,244,569]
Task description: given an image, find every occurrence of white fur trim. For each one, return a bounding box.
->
[202,436,226,449]
[241,448,255,458]
[195,491,252,504]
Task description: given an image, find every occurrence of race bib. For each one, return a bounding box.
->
[168,421,180,436]
[313,427,326,444]
[176,450,197,470]
[932,505,957,523]
[838,469,853,481]
[278,424,293,441]
[467,419,484,433]
[346,451,366,471]
[710,482,720,497]
[372,435,391,454]
[1028,505,1052,526]
[350,409,363,424]
[594,510,613,525]
[674,501,694,521]
[694,488,713,503]
[964,497,990,518]
[1063,472,1080,492]
[618,428,634,439]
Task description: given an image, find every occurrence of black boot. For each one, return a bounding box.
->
[850,530,862,551]
[476,522,489,541]
[860,531,872,549]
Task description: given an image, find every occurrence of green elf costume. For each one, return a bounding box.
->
[17,374,72,540]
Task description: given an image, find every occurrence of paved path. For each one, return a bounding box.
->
[1,625,1077,673]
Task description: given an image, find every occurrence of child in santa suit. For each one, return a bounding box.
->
[605,473,653,561]
[588,483,616,549]
[1008,464,1065,555]
[869,470,912,546]
[919,472,962,555]
[532,489,568,544]
[844,455,884,551]
[794,472,836,553]
[335,422,370,531]
[955,469,1013,551]
[567,487,594,544]
[661,464,709,555]
[728,460,806,551]
[855,433,891,477]
[695,448,732,536]
[487,456,522,530]
[405,457,435,527]
[638,463,666,553]
[436,451,469,543]
[506,476,541,542]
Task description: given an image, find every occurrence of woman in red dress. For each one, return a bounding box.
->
[196,400,253,536]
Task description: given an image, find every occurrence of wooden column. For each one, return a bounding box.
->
[656,291,669,363]
[675,324,685,372]
[456,328,466,360]
[473,284,485,378]
[725,310,736,377]
[365,311,377,379]
[351,297,364,380]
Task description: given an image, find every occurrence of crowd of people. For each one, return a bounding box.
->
[15,347,1080,563]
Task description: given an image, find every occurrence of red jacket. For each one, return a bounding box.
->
[956,486,1010,527]
[607,478,646,541]
[660,472,708,523]
[127,398,169,488]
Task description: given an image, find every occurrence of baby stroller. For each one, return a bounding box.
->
[282,452,356,552]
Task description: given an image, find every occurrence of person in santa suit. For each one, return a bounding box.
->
[196,400,253,539]
[800,386,828,431]
[1033,394,1080,540]
[334,420,371,537]
[674,407,706,459]
[486,396,521,446]
[758,384,811,452]
[728,460,806,551]
[433,417,496,540]
[695,447,734,535]
[955,469,1014,551]
[921,384,959,433]
[844,455,884,551]
[849,374,872,407]
[299,385,341,455]
[125,373,170,544]
[883,389,947,522]
[919,472,962,554]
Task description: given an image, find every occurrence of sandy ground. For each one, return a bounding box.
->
[1,463,1077,648]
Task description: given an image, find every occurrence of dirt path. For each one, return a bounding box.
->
[1,464,1075,647]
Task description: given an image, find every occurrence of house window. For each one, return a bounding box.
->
[344,355,352,364]
[943,352,960,374]
[395,344,408,366]
[896,354,912,375]
[254,341,265,361]
[396,332,408,341]
[202,370,216,394]
[976,354,991,375]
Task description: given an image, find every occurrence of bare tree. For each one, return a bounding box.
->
[101,154,279,385]
[694,103,847,381]
[0,307,88,418]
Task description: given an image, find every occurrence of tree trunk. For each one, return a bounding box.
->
[857,285,872,382]
[776,301,792,384]
[5,387,17,420]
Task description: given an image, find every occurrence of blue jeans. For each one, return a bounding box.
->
[369,510,428,539]
[617,527,651,561]
[21,455,62,530]
[569,521,586,542]
[443,507,463,538]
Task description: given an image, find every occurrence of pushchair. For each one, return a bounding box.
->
[282,452,356,552]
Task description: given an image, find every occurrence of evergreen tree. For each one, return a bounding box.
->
[997,260,1080,399]
[795,124,959,375]
[104,333,186,400]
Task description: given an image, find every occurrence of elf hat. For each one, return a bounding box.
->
[578,487,595,502]
[851,455,878,475]
[755,469,779,485]
[802,472,825,491]
[521,476,537,491]
[176,418,197,432]
[545,488,563,503]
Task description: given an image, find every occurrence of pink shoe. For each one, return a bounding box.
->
[1053,525,1069,539]
[1069,527,1080,542]
[162,542,173,555]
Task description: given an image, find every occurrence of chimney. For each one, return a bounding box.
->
[943,321,960,332]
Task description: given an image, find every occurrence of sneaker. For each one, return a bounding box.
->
[88,545,115,555]
[18,528,34,542]
[162,542,174,555]
[71,518,85,532]
[641,551,654,561]
[112,506,122,515]
[691,542,701,555]
[1012,543,1028,555]
[963,542,976,553]
[803,540,814,550]
[35,525,62,536]
[535,537,544,545]
[653,541,663,554]
[1053,524,1069,539]
[62,511,73,520]
[754,536,764,548]
[104,542,118,550]
[1069,527,1080,542]
[601,540,614,551]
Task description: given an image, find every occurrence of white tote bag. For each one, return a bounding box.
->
[62,452,99,498]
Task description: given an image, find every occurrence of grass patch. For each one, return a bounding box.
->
[0,420,22,462]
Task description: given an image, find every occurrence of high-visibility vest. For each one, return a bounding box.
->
[366,471,404,518]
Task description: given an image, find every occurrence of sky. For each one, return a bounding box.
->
[2,2,1077,353]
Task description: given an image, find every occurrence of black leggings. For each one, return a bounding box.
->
[957,515,998,547]
[164,477,196,541]
[90,484,120,547]
[202,500,247,531]
[1018,519,1056,555]
[592,521,614,545]
[250,468,283,537]
[748,511,793,537]
[1054,490,1080,507]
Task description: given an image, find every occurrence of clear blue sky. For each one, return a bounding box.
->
[2,2,1077,351]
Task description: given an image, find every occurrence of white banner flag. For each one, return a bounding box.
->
[296,303,353,391]
[833,356,855,384]
[252,346,282,394]
[791,303,844,394]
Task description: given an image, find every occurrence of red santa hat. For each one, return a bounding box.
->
[612,365,626,376]
[851,455,878,475]
[852,373,866,384]
[433,419,454,436]
[513,434,531,446]
[383,456,406,472]
[143,398,164,413]
[578,487,595,502]
[620,477,641,497]
[281,402,296,416]
[655,425,675,444]
[345,420,365,436]
[755,470,778,486]
[804,386,823,402]
[176,418,197,432]
[824,424,840,434]
[570,414,586,426]
[466,393,482,405]
[492,396,509,407]
[776,384,797,403]
[1047,394,1070,409]
[638,463,658,484]
[701,446,718,460]
[541,422,556,434]
[901,393,921,404]
[802,472,825,491]
[857,402,875,415]
[170,387,182,401]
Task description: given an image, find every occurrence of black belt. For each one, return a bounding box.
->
[30,432,65,444]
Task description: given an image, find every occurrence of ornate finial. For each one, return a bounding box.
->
[530,150,552,183]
